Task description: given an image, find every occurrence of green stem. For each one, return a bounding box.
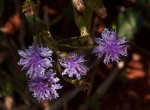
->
[57,44,97,49]
[71,0,89,37]
[57,35,88,43]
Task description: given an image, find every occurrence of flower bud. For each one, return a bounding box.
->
[73,0,85,13]
[97,6,107,19]
[22,0,37,16]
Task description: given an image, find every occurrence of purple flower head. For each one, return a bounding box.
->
[28,70,62,101]
[59,53,88,80]
[93,28,128,64]
[18,44,53,78]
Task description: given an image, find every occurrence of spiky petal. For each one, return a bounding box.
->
[59,53,88,80]
[28,70,62,101]
[18,44,53,78]
[93,28,128,64]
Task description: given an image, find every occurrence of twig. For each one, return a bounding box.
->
[81,62,125,110]
[132,43,150,56]
[94,62,124,97]
[57,44,97,49]
[57,35,88,43]
[87,60,100,96]
[51,89,80,110]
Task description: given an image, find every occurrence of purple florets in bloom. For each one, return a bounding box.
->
[59,53,88,80]
[18,44,53,78]
[93,28,128,64]
[28,70,62,101]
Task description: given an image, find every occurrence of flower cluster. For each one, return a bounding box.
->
[18,28,128,101]
[18,45,88,101]
[18,44,62,101]
[59,53,88,80]
[93,28,128,64]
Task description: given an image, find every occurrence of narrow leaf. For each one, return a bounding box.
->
[0,0,4,16]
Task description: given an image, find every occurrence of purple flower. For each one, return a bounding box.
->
[28,70,62,101]
[93,28,128,64]
[59,53,88,80]
[18,44,53,78]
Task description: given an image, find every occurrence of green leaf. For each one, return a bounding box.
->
[116,8,141,40]
[25,14,48,35]
[86,93,100,110]
[0,0,4,16]
[71,0,89,36]
[83,4,93,31]
[0,82,13,98]
[74,9,88,36]
[86,0,103,18]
